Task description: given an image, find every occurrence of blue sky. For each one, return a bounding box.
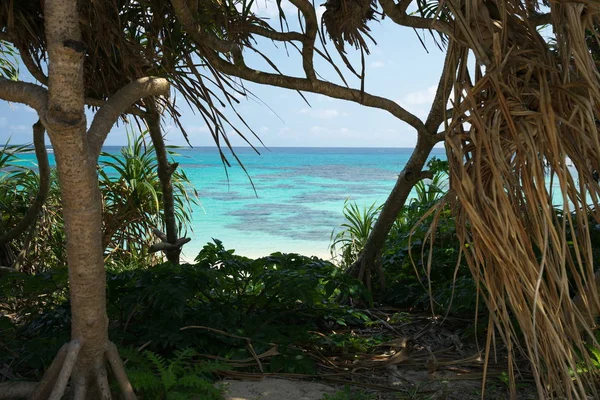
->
[0,1,447,148]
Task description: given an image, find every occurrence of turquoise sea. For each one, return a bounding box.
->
[8,145,576,260]
[12,146,444,260]
[169,147,447,260]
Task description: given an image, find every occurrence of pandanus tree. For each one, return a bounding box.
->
[164,0,600,397]
[0,0,256,398]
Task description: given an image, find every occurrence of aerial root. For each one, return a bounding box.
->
[0,340,138,400]
[29,340,80,400]
[105,341,137,400]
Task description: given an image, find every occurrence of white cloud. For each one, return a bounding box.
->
[400,85,438,106]
[186,125,210,136]
[259,126,269,133]
[9,125,28,131]
[297,108,347,119]
[318,109,342,119]
[370,61,386,69]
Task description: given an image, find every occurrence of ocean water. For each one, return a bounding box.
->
[169,147,447,260]
[7,146,574,261]
[9,146,445,259]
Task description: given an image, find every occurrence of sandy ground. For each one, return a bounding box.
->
[219,378,339,400]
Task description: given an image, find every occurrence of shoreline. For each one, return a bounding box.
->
[180,243,334,264]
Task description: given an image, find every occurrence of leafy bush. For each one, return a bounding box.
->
[329,157,476,316]
[0,130,198,270]
[100,131,198,264]
[1,241,369,379]
[330,200,381,268]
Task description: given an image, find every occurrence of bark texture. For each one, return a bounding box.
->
[43,0,109,395]
[0,1,167,398]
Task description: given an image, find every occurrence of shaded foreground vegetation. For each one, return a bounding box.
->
[2,148,599,399]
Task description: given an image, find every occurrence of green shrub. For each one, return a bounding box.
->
[0,130,198,271]
[1,241,370,378]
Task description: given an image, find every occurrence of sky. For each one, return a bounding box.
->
[0,1,447,148]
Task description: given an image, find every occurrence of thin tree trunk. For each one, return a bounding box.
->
[146,104,182,264]
[0,121,49,247]
[347,135,437,288]
[347,44,456,289]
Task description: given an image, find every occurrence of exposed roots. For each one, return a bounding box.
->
[0,341,137,400]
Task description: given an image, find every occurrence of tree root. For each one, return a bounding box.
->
[0,340,137,400]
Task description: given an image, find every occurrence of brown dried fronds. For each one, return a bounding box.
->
[321,0,378,53]
[0,0,264,161]
[425,0,600,398]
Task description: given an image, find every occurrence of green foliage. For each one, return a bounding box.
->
[0,142,66,272]
[330,200,381,268]
[381,160,475,315]
[0,268,70,376]
[99,130,198,264]
[328,157,474,316]
[0,41,19,80]
[0,129,198,270]
[120,347,225,400]
[105,240,369,356]
[1,240,370,379]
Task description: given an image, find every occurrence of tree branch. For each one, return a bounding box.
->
[529,13,551,26]
[424,40,459,134]
[289,0,317,80]
[84,96,149,118]
[379,0,454,37]
[87,77,170,159]
[246,25,304,42]
[170,0,238,53]
[0,121,50,246]
[16,44,48,85]
[210,52,427,133]
[0,78,48,114]
[171,0,426,133]
[0,382,38,399]
[397,0,413,14]
[146,104,183,265]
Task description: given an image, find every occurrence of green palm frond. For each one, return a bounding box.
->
[330,199,381,267]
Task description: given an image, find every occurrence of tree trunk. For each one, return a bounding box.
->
[347,135,437,289]
[146,106,182,265]
[17,1,137,398]
[48,125,109,394]
[41,0,109,391]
